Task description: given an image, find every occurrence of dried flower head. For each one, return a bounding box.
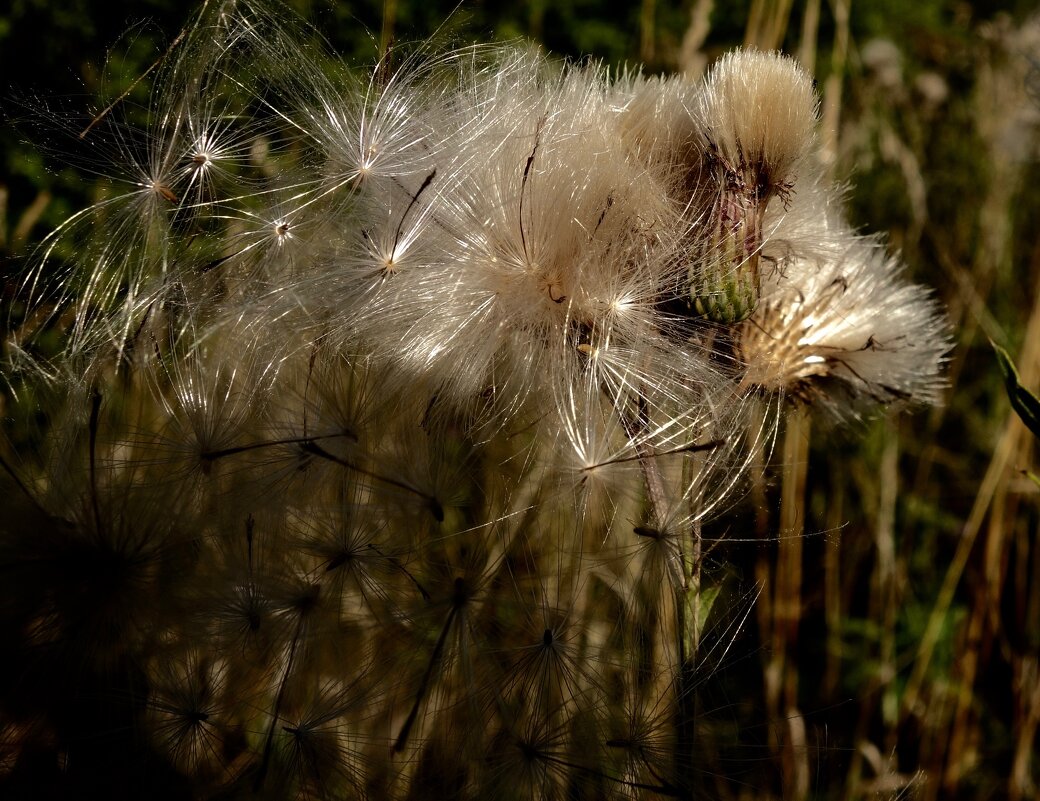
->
[737,231,949,418]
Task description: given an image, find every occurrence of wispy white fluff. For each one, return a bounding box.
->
[738,231,950,418]
[9,3,948,528]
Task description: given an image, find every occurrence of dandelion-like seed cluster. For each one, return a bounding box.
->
[1,1,948,798]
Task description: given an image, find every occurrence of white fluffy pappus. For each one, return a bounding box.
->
[9,2,949,529]
[737,231,950,418]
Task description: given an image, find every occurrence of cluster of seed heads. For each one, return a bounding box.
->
[0,1,948,798]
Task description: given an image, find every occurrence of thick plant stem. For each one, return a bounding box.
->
[777,406,811,801]
[674,512,703,800]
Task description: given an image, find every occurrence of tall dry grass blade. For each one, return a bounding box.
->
[380,0,398,58]
[640,0,657,63]
[1010,655,1040,801]
[797,0,821,73]
[744,0,795,51]
[678,0,713,77]
[876,418,899,731]
[819,0,849,173]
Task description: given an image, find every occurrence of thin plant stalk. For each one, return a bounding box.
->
[777,405,810,800]
[674,455,705,799]
[744,0,796,50]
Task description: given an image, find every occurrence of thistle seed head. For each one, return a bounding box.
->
[695,48,818,194]
[689,49,819,323]
[736,237,950,420]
